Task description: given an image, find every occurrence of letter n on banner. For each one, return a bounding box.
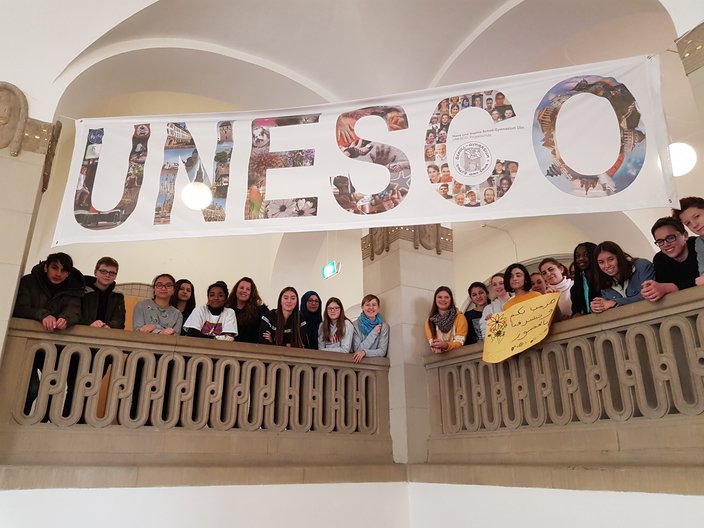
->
[154,121,233,224]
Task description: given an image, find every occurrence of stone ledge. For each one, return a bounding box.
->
[0,463,407,490]
[4,461,703,495]
[407,463,704,496]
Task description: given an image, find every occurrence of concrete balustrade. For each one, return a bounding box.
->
[0,319,392,471]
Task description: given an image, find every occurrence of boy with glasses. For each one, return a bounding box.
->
[641,217,699,302]
[81,256,125,329]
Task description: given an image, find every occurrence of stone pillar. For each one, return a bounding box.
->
[361,225,453,463]
[0,82,56,359]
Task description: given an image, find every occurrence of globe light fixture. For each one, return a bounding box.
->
[669,142,697,177]
[181,181,213,210]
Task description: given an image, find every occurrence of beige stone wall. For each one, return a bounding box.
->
[0,149,45,359]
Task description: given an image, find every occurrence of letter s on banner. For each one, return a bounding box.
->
[331,106,410,215]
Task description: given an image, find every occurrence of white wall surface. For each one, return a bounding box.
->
[408,483,704,528]
[0,482,410,528]
[2,482,703,528]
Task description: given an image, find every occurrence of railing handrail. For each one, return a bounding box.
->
[0,318,393,469]
[424,284,704,368]
[4,317,390,369]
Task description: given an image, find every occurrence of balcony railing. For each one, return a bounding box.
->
[0,319,392,468]
[3,288,704,493]
[424,286,704,471]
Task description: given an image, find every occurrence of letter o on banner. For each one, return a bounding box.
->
[532,75,646,197]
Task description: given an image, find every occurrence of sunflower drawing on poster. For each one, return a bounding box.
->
[533,75,646,197]
[483,292,560,363]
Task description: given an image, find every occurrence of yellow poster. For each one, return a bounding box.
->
[482,292,560,363]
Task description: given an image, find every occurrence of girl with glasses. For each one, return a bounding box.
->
[318,297,354,353]
[133,273,182,334]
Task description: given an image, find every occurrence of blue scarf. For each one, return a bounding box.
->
[358,313,382,337]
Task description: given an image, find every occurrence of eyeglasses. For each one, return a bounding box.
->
[654,234,680,247]
[327,306,341,311]
[97,269,117,277]
[307,298,320,304]
[154,283,174,289]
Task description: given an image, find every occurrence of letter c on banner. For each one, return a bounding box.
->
[533,75,646,197]
[425,92,520,208]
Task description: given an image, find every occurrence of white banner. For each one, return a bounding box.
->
[54,56,674,246]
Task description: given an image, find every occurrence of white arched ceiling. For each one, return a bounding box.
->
[24,0,704,299]
[55,47,329,119]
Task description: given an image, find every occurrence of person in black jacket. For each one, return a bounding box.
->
[259,287,308,348]
[81,256,125,329]
[641,217,699,302]
[13,252,84,415]
[14,252,84,331]
[570,242,598,316]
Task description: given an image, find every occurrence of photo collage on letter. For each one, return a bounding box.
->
[533,75,646,197]
[245,115,319,220]
[331,106,410,215]
[426,92,518,207]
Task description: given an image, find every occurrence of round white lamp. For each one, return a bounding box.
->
[669,142,697,177]
[181,181,213,210]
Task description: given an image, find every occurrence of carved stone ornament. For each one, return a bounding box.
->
[361,225,453,260]
[0,82,28,156]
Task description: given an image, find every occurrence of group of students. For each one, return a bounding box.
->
[424,197,704,353]
[14,196,704,361]
[13,258,389,363]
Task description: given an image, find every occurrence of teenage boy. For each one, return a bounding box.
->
[13,252,85,332]
[673,196,704,287]
[641,217,699,302]
[13,252,84,415]
[81,257,126,329]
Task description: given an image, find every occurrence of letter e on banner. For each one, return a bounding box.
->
[244,114,320,220]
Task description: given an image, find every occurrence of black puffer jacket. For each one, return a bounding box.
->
[13,261,85,325]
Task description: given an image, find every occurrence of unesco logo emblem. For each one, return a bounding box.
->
[453,142,491,177]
